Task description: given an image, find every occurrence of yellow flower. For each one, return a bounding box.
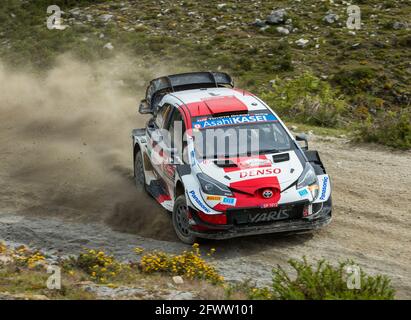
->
[134,247,145,254]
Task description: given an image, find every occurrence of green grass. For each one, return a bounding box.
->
[228,258,396,300]
[0,0,410,148]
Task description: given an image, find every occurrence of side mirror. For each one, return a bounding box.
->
[296,133,309,150]
[138,99,152,114]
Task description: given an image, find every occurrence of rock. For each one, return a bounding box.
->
[0,292,49,300]
[52,18,68,30]
[80,283,146,298]
[166,291,194,300]
[323,13,339,24]
[216,25,227,31]
[172,276,184,285]
[291,125,298,131]
[276,26,289,35]
[217,4,227,9]
[393,22,409,30]
[295,38,309,47]
[266,9,286,25]
[103,42,114,50]
[348,31,356,36]
[99,14,113,22]
[0,254,13,265]
[252,19,266,28]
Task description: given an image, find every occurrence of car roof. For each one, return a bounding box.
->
[165,87,269,117]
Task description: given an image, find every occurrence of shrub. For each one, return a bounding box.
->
[65,249,126,283]
[332,66,377,95]
[11,245,46,269]
[236,258,395,300]
[0,242,6,254]
[140,243,223,284]
[260,72,347,127]
[355,109,411,149]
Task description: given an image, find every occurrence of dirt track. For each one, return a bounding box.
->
[0,58,410,298]
[1,134,410,298]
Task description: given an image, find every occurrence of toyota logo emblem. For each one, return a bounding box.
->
[262,189,273,199]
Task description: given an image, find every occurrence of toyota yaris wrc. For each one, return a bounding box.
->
[132,72,332,244]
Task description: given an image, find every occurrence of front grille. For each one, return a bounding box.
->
[227,202,307,226]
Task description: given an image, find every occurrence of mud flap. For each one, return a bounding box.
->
[146,180,173,211]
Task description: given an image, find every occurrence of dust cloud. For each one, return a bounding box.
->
[0,54,176,241]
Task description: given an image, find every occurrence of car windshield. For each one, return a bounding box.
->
[192,113,292,159]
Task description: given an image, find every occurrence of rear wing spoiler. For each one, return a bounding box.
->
[139,72,234,114]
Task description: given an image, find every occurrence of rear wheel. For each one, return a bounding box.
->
[172,195,198,245]
[134,150,146,188]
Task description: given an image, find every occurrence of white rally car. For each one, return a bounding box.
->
[132,72,332,244]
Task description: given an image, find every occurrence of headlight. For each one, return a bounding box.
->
[197,173,233,197]
[297,163,319,200]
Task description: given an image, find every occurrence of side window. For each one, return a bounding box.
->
[168,109,187,161]
[155,104,173,129]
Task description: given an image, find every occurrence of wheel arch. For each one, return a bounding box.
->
[175,180,185,199]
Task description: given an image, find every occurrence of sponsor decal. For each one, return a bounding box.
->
[192,113,277,129]
[240,158,272,169]
[239,168,281,178]
[221,197,236,206]
[298,189,309,196]
[250,210,289,223]
[206,195,222,201]
[319,176,329,200]
[189,190,210,213]
[308,185,319,191]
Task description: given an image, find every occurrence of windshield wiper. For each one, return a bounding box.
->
[258,148,281,154]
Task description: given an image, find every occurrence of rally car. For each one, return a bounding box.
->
[132,72,332,244]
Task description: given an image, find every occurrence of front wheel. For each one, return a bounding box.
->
[172,195,199,245]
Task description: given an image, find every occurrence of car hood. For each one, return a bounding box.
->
[197,150,304,195]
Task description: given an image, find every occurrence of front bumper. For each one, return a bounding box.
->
[190,199,332,240]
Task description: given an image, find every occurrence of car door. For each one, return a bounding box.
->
[146,103,173,180]
[161,106,187,186]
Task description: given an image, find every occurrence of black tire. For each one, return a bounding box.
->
[172,195,199,245]
[134,150,146,188]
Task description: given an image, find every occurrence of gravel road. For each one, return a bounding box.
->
[1,135,410,298]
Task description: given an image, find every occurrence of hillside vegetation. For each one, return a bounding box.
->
[0,0,410,148]
[0,242,395,300]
